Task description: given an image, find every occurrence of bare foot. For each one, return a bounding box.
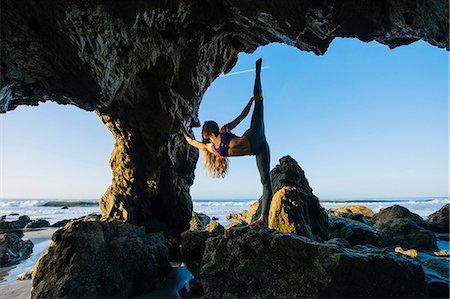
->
[248,214,267,227]
[256,58,262,74]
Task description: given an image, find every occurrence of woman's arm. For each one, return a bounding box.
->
[180,120,207,150]
[220,97,256,132]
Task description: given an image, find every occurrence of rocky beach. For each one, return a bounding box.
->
[0,156,449,298]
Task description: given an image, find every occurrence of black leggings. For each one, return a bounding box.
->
[243,70,274,216]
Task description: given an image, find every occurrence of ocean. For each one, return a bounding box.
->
[0,197,448,227]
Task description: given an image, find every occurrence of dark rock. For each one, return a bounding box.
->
[328,216,388,248]
[61,206,68,209]
[9,213,19,216]
[200,226,427,298]
[0,215,31,231]
[427,204,449,233]
[179,230,219,277]
[0,232,34,266]
[372,205,438,251]
[2,1,447,237]
[336,212,372,224]
[25,219,51,229]
[51,219,71,227]
[436,233,449,241]
[211,217,219,221]
[179,278,205,298]
[189,212,210,231]
[417,253,450,298]
[31,214,172,298]
[1,215,6,220]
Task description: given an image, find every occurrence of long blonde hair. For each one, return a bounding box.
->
[201,121,230,178]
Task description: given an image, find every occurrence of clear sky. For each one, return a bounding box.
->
[0,38,448,200]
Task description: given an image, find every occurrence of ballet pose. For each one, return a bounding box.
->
[180,58,273,226]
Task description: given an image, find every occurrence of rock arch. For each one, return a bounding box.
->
[1,0,448,234]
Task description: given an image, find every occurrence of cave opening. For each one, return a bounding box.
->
[190,38,448,214]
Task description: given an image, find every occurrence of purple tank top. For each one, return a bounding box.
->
[213,132,236,157]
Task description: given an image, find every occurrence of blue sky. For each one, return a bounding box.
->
[0,38,448,199]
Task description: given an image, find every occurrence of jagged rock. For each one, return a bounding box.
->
[417,253,450,298]
[179,230,219,277]
[200,226,427,298]
[51,219,72,227]
[0,232,33,267]
[0,215,31,231]
[427,204,449,233]
[1,1,447,237]
[31,214,171,298]
[17,270,33,280]
[372,205,438,251]
[249,156,328,241]
[189,212,211,231]
[204,221,224,234]
[329,205,374,218]
[395,247,418,258]
[25,219,51,229]
[328,216,388,247]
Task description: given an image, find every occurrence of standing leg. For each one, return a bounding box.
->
[253,58,262,97]
[257,141,273,217]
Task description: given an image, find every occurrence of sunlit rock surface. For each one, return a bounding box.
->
[1,1,448,234]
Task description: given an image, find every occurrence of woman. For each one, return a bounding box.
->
[180,58,273,226]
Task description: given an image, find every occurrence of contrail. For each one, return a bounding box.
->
[218,66,270,78]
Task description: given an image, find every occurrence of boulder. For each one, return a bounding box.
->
[200,226,427,298]
[227,201,259,223]
[31,214,171,298]
[0,215,31,231]
[25,219,51,229]
[189,212,210,231]
[204,221,224,234]
[252,156,329,241]
[427,204,449,233]
[0,232,33,266]
[329,205,374,218]
[179,230,219,277]
[328,216,388,248]
[372,205,438,251]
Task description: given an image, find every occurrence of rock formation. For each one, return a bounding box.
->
[1,1,448,235]
[427,203,449,233]
[189,212,211,231]
[200,225,427,298]
[31,214,171,298]
[372,205,438,251]
[0,232,34,267]
[0,215,31,231]
[25,219,51,229]
[328,205,374,218]
[248,156,329,241]
[328,216,388,247]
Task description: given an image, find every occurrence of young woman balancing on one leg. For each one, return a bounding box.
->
[180,58,273,226]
